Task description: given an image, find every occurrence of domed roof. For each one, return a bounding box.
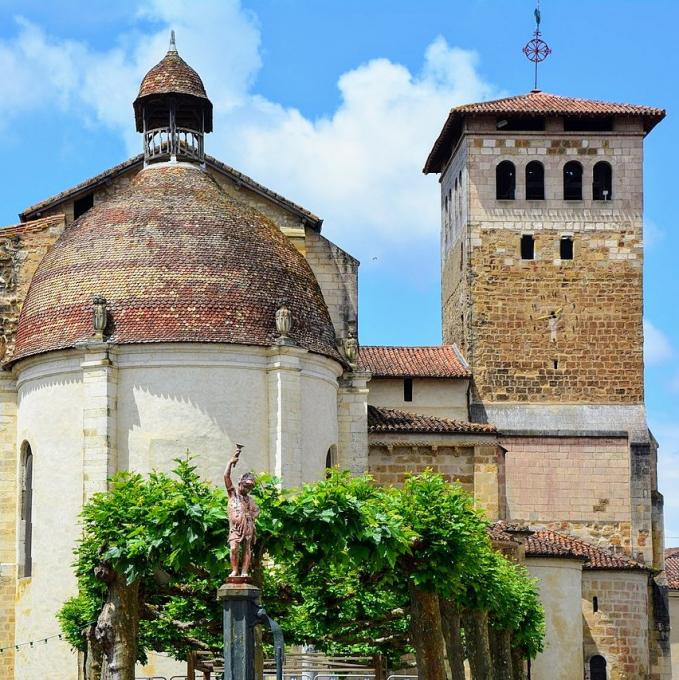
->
[137,50,208,100]
[133,34,213,133]
[12,165,340,364]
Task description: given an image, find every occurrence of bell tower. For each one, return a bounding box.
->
[133,31,213,165]
[424,90,664,421]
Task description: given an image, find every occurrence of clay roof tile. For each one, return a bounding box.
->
[359,345,470,378]
[367,405,495,435]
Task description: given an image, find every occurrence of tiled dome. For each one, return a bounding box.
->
[12,165,339,364]
[133,36,213,132]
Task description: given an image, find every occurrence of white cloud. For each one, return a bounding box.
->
[0,1,497,269]
[644,319,673,365]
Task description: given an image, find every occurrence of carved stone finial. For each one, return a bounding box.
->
[92,296,108,340]
[168,30,177,53]
[275,305,292,339]
[344,330,358,368]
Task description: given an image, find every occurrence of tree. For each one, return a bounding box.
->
[60,463,544,680]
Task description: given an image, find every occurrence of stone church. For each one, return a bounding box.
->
[0,37,671,679]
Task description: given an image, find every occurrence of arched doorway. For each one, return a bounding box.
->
[589,654,606,680]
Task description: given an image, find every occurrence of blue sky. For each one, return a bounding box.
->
[0,0,678,538]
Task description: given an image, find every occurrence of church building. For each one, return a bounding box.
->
[0,36,671,680]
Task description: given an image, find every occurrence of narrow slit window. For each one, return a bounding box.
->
[560,236,574,260]
[521,235,535,260]
[553,359,559,370]
[525,161,545,200]
[496,161,516,200]
[593,596,599,613]
[404,377,413,402]
[593,161,613,200]
[563,161,583,200]
[20,443,33,578]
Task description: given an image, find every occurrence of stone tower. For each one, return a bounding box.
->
[425,89,671,678]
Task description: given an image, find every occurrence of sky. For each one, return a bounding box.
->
[0,0,677,538]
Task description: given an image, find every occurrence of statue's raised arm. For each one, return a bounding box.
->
[224,444,243,497]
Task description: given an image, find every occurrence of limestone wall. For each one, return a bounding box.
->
[368,434,503,519]
[11,342,342,679]
[668,592,679,679]
[504,436,634,554]
[367,376,469,420]
[305,229,358,346]
[527,557,584,680]
[582,570,650,679]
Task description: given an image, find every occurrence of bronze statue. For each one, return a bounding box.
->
[223,445,259,578]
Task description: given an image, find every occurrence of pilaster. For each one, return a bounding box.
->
[266,345,306,487]
[80,344,117,501]
[0,374,17,678]
[337,370,370,474]
[630,441,654,565]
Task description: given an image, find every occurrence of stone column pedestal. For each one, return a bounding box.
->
[217,579,261,680]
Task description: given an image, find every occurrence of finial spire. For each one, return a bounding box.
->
[522,0,551,91]
[168,30,177,53]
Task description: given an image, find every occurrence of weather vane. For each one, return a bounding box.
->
[522,0,551,91]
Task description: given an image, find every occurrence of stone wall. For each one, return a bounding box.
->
[305,230,359,346]
[441,119,645,405]
[582,570,650,679]
[368,434,503,519]
[504,436,635,555]
[0,216,66,362]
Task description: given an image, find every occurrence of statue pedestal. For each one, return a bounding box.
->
[217,580,261,680]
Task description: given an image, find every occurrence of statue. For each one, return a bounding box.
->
[92,295,108,340]
[223,445,259,578]
[344,330,358,367]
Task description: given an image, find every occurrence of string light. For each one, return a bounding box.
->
[1,623,93,654]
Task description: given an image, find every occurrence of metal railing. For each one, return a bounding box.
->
[144,126,204,162]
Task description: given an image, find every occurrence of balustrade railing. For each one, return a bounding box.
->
[144,126,204,162]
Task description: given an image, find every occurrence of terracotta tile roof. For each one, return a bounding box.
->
[19,154,323,229]
[0,214,65,237]
[11,165,340,365]
[664,548,679,589]
[424,90,666,173]
[527,529,646,571]
[359,345,470,378]
[134,47,213,131]
[367,405,495,435]
[489,522,647,570]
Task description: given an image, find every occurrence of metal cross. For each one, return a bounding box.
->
[522,0,552,90]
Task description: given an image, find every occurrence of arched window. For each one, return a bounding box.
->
[589,654,607,680]
[20,442,33,577]
[593,161,612,200]
[563,161,583,200]
[496,161,516,200]
[525,161,545,200]
[325,445,337,475]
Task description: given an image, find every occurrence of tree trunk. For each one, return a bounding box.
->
[461,609,492,680]
[510,644,526,680]
[488,627,513,680]
[440,598,466,680]
[95,569,140,680]
[83,623,104,680]
[408,581,447,680]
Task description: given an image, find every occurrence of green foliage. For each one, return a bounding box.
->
[393,471,491,597]
[59,460,544,666]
